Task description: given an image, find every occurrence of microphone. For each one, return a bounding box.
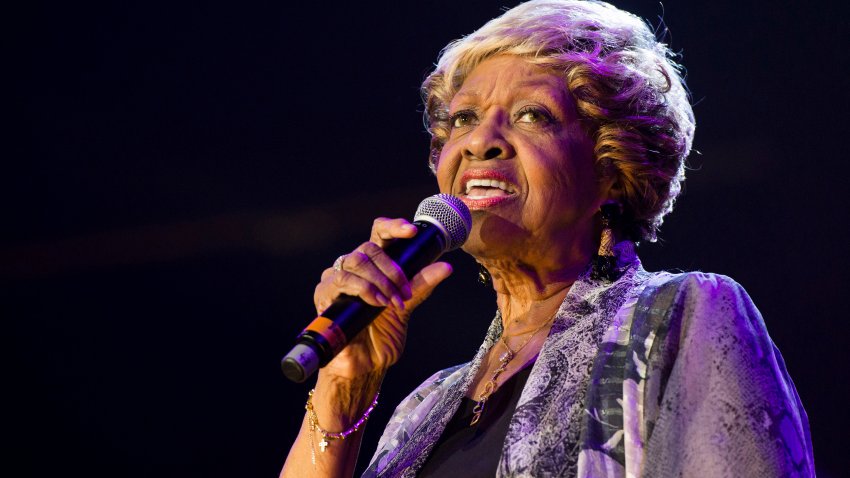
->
[281,194,472,383]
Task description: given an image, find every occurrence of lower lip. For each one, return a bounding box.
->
[460,194,516,210]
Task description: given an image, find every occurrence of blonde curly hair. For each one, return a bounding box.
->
[423,0,695,242]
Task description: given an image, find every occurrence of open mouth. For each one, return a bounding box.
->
[464,178,516,199]
[459,170,518,209]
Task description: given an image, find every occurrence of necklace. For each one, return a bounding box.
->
[469,316,554,426]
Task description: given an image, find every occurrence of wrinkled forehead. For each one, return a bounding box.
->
[449,55,572,110]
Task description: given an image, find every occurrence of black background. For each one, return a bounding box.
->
[5,1,849,476]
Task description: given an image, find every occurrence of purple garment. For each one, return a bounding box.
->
[363,245,814,477]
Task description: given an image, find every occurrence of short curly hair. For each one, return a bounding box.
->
[422,0,695,242]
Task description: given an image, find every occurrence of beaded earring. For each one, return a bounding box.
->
[590,202,622,282]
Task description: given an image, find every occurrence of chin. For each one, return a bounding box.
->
[461,220,527,262]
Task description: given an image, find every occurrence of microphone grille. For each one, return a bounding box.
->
[414,194,472,251]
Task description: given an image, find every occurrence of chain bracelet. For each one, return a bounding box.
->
[305,388,380,462]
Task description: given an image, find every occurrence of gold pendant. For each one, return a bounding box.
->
[318,438,329,452]
[471,400,485,426]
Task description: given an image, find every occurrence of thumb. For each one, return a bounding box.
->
[405,262,453,310]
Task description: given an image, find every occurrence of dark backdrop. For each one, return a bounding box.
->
[5,1,848,476]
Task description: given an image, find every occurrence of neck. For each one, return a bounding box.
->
[483,256,587,332]
[472,225,601,330]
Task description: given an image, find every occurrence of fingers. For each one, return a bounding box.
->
[332,269,391,307]
[405,262,454,310]
[320,244,410,310]
[352,241,411,303]
[315,217,414,312]
[315,217,448,316]
[315,267,389,312]
[319,217,415,307]
[369,217,417,248]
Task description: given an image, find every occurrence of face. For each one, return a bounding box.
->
[436,55,611,264]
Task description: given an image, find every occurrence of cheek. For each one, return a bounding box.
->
[435,147,461,194]
[566,126,598,178]
[555,132,598,194]
[525,142,577,191]
[525,142,598,210]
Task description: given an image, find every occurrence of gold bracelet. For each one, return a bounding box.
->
[304,388,380,465]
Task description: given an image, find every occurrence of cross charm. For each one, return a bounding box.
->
[318,438,329,452]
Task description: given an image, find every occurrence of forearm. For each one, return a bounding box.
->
[281,370,385,478]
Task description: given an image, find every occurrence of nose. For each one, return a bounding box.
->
[462,113,515,161]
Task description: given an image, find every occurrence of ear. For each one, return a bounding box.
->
[596,171,623,206]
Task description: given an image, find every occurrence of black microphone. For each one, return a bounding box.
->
[281,194,472,383]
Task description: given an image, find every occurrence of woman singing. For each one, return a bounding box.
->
[281,1,814,476]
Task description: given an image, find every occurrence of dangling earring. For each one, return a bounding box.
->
[477,263,492,286]
[591,201,621,282]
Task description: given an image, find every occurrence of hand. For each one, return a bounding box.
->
[313,218,453,380]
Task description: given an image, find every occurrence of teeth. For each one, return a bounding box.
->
[464,178,514,194]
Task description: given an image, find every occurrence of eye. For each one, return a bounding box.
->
[515,106,554,124]
[449,110,478,129]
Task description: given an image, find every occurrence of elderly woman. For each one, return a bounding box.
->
[281,1,814,476]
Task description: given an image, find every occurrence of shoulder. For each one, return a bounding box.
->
[641,270,763,336]
[629,270,775,386]
[643,270,749,299]
[650,271,772,370]
[640,272,815,475]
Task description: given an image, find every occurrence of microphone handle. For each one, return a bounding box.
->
[281,221,447,382]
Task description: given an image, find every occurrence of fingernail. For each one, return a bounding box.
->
[375,292,388,306]
[403,224,417,233]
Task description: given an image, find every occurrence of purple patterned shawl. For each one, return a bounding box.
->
[362,244,814,477]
